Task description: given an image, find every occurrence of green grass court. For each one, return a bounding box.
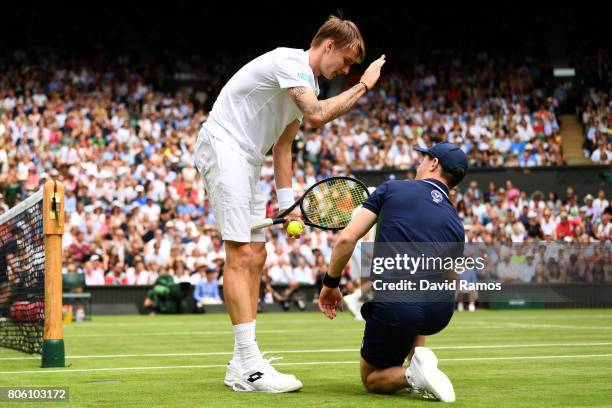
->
[1,309,611,407]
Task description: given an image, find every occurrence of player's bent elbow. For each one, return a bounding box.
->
[304,114,325,128]
[336,231,357,247]
[272,142,291,156]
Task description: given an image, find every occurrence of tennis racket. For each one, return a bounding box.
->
[251,176,370,231]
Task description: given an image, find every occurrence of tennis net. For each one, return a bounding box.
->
[0,188,45,354]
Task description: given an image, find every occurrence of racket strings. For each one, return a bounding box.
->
[302,179,368,229]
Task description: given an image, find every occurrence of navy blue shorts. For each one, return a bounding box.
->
[360,301,454,369]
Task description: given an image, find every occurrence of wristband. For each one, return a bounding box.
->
[359,81,369,92]
[323,273,341,288]
[277,187,294,211]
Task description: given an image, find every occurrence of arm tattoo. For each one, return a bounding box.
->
[289,84,365,125]
[288,86,308,98]
[288,86,323,120]
[321,83,364,123]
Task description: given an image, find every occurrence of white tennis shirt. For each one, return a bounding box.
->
[202,47,319,165]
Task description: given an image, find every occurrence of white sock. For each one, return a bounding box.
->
[233,321,261,369]
[232,320,255,366]
[232,337,240,365]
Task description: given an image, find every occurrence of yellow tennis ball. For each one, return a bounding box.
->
[287,220,303,236]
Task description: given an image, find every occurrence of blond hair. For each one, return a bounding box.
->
[311,16,365,63]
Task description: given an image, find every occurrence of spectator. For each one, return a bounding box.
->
[497,255,520,283]
[194,264,222,308]
[85,255,105,285]
[593,189,609,214]
[533,262,547,283]
[582,194,600,221]
[105,263,128,285]
[293,256,315,285]
[590,141,611,164]
[145,241,169,268]
[519,254,537,282]
[171,260,191,284]
[595,212,611,241]
[591,259,609,283]
[526,212,545,240]
[555,211,576,241]
[125,259,154,285]
[68,230,90,263]
[547,259,566,283]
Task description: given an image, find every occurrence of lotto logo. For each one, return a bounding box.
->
[247,372,264,383]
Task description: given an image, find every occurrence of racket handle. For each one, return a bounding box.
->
[251,218,275,231]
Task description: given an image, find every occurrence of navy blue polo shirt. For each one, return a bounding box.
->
[362,178,464,243]
[359,178,462,365]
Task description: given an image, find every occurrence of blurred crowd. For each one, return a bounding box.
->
[454,182,610,243]
[471,242,611,284]
[454,182,611,285]
[581,89,611,163]
[575,48,611,163]
[0,53,610,302]
[298,54,565,172]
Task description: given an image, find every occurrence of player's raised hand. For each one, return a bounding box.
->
[318,286,344,320]
[360,54,386,91]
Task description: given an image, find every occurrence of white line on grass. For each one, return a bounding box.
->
[439,354,612,362]
[63,317,612,329]
[63,318,354,327]
[2,342,612,361]
[1,354,612,375]
[62,320,612,337]
[464,321,612,331]
[60,322,612,338]
[65,328,365,338]
[0,349,359,361]
[434,341,612,350]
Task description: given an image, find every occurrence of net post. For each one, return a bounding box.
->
[41,179,65,368]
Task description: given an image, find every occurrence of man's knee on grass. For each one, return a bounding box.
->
[362,370,395,394]
[360,357,407,394]
[360,358,380,394]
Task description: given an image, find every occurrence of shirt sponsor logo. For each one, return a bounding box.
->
[298,72,311,81]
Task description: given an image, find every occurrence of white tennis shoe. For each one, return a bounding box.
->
[224,359,241,387]
[406,347,455,402]
[230,357,302,393]
[343,289,365,321]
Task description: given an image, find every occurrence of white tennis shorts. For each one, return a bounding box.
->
[194,127,266,243]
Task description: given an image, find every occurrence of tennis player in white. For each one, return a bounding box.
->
[194,15,385,393]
